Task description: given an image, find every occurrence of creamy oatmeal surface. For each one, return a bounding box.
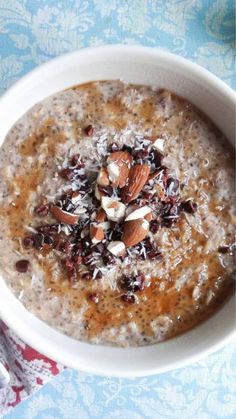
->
[0,81,235,347]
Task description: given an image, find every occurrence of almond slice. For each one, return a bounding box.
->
[125,206,152,221]
[121,164,150,203]
[90,225,105,244]
[107,241,126,257]
[122,219,149,247]
[107,150,133,188]
[97,167,110,186]
[50,206,79,225]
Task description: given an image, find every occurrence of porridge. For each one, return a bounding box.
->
[0,81,235,346]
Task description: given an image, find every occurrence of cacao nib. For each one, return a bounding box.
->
[142,190,154,201]
[181,200,197,214]
[56,237,73,255]
[91,268,103,280]
[84,124,94,136]
[102,250,116,265]
[121,293,135,304]
[34,233,44,250]
[88,293,99,303]
[142,237,161,260]
[37,224,60,235]
[81,238,92,254]
[218,245,229,254]
[133,149,149,161]
[71,154,85,168]
[68,268,77,283]
[15,259,30,273]
[122,145,133,154]
[23,236,34,248]
[83,254,95,266]
[74,242,83,256]
[79,179,91,192]
[150,220,159,234]
[60,168,76,180]
[64,257,74,270]
[81,271,92,280]
[73,255,82,265]
[162,201,180,224]
[110,227,122,241]
[167,196,177,206]
[162,218,174,228]
[91,242,105,254]
[63,258,77,282]
[166,178,179,195]
[161,166,169,188]
[43,235,54,246]
[149,149,164,168]
[121,272,145,292]
[35,204,49,216]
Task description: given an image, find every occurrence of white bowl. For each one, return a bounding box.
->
[0,45,235,377]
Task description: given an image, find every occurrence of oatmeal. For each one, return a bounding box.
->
[0,81,235,346]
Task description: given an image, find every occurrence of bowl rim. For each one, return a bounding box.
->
[1,44,236,106]
[0,44,235,377]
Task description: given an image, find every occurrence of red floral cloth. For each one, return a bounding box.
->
[0,320,64,416]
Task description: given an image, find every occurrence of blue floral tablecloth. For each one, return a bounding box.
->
[1,1,235,418]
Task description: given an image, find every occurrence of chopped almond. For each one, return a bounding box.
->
[50,205,79,225]
[90,225,105,244]
[107,150,133,187]
[107,241,126,257]
[95,208,107,222]
[97,167,110,186]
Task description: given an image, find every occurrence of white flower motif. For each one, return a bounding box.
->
[0,55,23,93]
[31,5,93,56]
[152,0,202,37]
[194,42,235,83]
[89,36,105,46]
[24,394,55,419]
[204,0,235,41]
[9,33,29,49]
[93,0,117,17]
[117,0,150,35]
[0,0,31,31]
[104,28,118,38]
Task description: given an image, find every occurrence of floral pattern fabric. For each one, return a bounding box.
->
[0,0,235,418]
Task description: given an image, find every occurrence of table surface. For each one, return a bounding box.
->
[1,0,235,418]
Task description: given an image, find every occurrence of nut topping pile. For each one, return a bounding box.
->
[18,132,197,297]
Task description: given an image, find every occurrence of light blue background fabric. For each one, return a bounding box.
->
[1,1,235,418]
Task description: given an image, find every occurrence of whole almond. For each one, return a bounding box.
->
[122,219,149,247]
[50,206,79,225]
[107,150,133,188]
[121,164,150,203]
